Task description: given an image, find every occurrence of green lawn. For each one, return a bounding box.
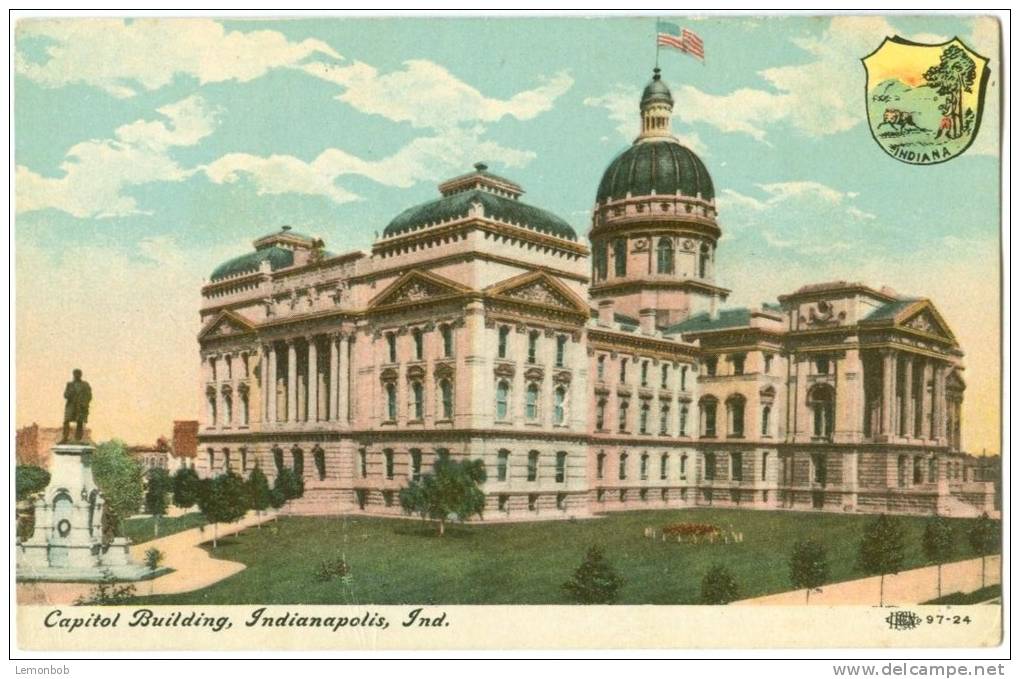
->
[924,585,1001,605]
[122,512,207,545]
[131,509,982,605]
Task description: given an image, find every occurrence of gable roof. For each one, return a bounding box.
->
[862,298,957,344]
[485,270,590,316]
[663,307,753,335]
[366,269,473,310]
[197,309,256,341]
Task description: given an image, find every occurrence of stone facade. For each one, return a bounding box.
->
[194,72,994,520]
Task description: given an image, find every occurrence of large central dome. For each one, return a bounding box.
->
[595,68,715,204]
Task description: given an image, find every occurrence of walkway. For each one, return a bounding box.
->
[16,510,276,605]
[735,555,1001,606]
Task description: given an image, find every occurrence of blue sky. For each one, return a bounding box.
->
[14,16,1001,452]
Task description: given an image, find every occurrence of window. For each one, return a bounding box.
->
[273,446,285,473]
[659,403,670,435]
[732,354,745,375]
[439,379,454,420]
[410,381,424,420]
[913,456,924,485]
[498,494,509,512]
[640,453,649,480]
[660,453,669,480]
[498,326,510,358]
[815,358,831,375]
[410,449,422,481]
[657,237,674,274]
[526,383,540,421]
[704,357,718,376]
[555,336,567,368]
[441,324,454,358]
[292,448,304,477]
[596,452,606,479]
[761,405,772,436]
[928,457,937,484]
[731,452,743,481]
[704,452,716,480]
[384,449,394,479]
[359,449,367,478]
[764,354,773,374]
[699,243,710,278]
[207,448,215,471]
[223,393,233,426]
[594,242,608,281]
[385,383,397,421]
[527,451,539,482]
[528,494,538,512]
[761,452,769,481]
[413,328,423,360]
[809,384,835,439]
[680,366,688,391]
[496,380,510,421]
[641,361,649,386]
[554,387,567,425]
[383,490,394,507]
[497,450,509,482]
[597,355,606,380]
[528,331,539,364]
[661,364,670,389]
[386,332,397,363]
[618,399,629,432]
[680,454,688,479]
[596,399,606,430]
[613,238,627,276]
[556,493,567,510]
[726,395,746,438]
[555,451,567,483]
[811,453,827,485]
[620,358,628,383]
[436,448,450,463]
[618,452,628,480]
[700,397,718,437]
[678,403,689,437]
[639,402,650,434]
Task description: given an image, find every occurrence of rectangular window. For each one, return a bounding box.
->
[555,451,567,483]
[596,399,606,430]
[596,453,605,479]
[386,333,397,363]
[497,450,509,482]
[732,354,745,375]
[641,361,649,387]
[498,494,509,511]
[731,452,743,481]
[680,454,687,479]
[413,329,423,360]
[620,358,628,383]
[597,355,606,380]
[618,400,629,432]
[359,449,367,478]
[442,325,454,358]
[815,358,830,375]
[528,331,539,364]
[761,452,769,481]
[704,453,716,481]
[659,405,669,435]
[640,454,649,480]
[764,354,773,374]
[618,454,628,480]
[614,238,627,276]
[555,336,567,368]
[527,451,539,482]
[659,454,668,480]
[411,450,422,481]
[661,364,669,389]
[679,404,688,437]
[498,326,509,359]
[384,450,394,479]
[680,365,688,391]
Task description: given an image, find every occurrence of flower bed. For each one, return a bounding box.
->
[662,522,720,538]
[643,523,744,545]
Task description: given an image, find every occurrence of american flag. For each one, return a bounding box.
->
[657,21,705,61]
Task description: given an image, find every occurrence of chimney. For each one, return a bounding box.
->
[639,308,657,335]
[597,299,615,327]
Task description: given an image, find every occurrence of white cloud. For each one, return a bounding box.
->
[583,85,708,154]
[16,95,217,217]
[16,18,340,97]
[202,125,537,203]
[300,59,573,129]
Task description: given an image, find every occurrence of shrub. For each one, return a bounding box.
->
[562,545,624,604]
[700,564,739,605]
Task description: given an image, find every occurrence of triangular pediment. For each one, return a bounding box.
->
[897,301,956,343]
[486,271,589,315]
[198,310,256,341]
[367,269,472,309]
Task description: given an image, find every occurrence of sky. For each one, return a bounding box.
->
[14,15,1001,454]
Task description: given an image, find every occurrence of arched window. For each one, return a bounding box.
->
[596,451,606,479]
[410,381,424,420]
[761,405,772,436]
[657,237,674,274]
[699,243,710,278]
[496,380,510,421]
[659,403,670,435]
[613,238,627,276]
[660,453,669,480]
[596,398,607,430]
[808,384,835,439]
[410,449,422,481]
[618,399,630,432]
[292,447,304,478]
[726,395,746,438]
[680,454,688,479]
[699,396,718,437]
[555,451,568,483]
[272,446,284,473]
[385,383,397,421]
[206,387,217,426]
[527,450,540,482]
[439,379,454,420]
[413,328,424,360]
[678,402,689,436]
[526,383,540,421]
[639,402,650,434]
[640,453,649,480]
[554,386,567,425]
[313,445,326,480]
[618,452,628,480]
[240,388,250,425]
[497,449,510,481]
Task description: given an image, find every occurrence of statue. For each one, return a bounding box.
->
[61,369,92,443]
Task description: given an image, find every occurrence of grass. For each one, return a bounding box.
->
[924,585,1001,605]
[130,509,981,605]
[122,512,207,545]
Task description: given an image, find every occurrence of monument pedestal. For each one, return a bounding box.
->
[16,443,157,582]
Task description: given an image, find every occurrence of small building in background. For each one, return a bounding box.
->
[171,420,199,471]
[16,423,92,469]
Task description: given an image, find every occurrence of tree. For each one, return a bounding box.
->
[398,458,486,536]
[700,564,739,605]
[922,515,956,599]
[92,439,144,543]
[144,547,165,595]
[144,467,172,537]
[857,513,906,606]
[246,466,273,526]
[171,466,201,509]
[924,45,977,139]
[562,545,623,604]
[968,513,1001,588]
[789,538,829,604]
[16,465,50,541]
[196,471,249,548]
[273,467,305,516]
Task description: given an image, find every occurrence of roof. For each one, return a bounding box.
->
[596,140,715,203]
[864,298,922,322]
[664,307,752,334]
[641,70,674,107]
[383,187,577,241]
[210,246,294,282]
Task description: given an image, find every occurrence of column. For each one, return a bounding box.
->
[933,363,947,443]
[329,334,339,421]
[212,353,223,429]
[920,359,933,440]
[338,333,350,424]
[287,339,298,423]
[902,356,914,438]
[260,346,270,423]
[307,335,318,422]
[267,343,278,424]
[881,350,896,435]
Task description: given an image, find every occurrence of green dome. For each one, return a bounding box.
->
[210,246,293,282]
[641,71,674,107]
[384,188,577,241]
[596,141,715,203]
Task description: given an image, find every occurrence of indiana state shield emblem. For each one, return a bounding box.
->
[863,36,991,164]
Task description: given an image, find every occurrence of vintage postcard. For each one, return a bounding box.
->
[12,13,1004,653]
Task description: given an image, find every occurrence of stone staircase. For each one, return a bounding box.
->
[938,492,989,518]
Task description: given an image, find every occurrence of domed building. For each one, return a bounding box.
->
[192,70,991,521]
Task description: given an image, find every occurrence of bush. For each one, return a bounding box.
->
[562,545,623,604]
[74,570,136,605]
[700,564,739,604]
[314,556,351,583]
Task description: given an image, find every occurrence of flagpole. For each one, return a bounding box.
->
[654,17,660,69]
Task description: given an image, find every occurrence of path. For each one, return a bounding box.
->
[735,555,1001,606]
[16,510,276,605]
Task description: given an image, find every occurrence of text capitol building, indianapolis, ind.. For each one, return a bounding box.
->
[194,70,993,520]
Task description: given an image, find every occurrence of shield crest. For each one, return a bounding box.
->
[862,36,990,164]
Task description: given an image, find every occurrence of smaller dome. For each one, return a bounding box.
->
[210,246,293,282]
[641,68,673,108]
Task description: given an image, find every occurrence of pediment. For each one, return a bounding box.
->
[898,302,956,343]
[198,310,256,341]
[486,271,589,315]
[368,269,472,309]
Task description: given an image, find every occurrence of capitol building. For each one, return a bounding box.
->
[195,70,993,519]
